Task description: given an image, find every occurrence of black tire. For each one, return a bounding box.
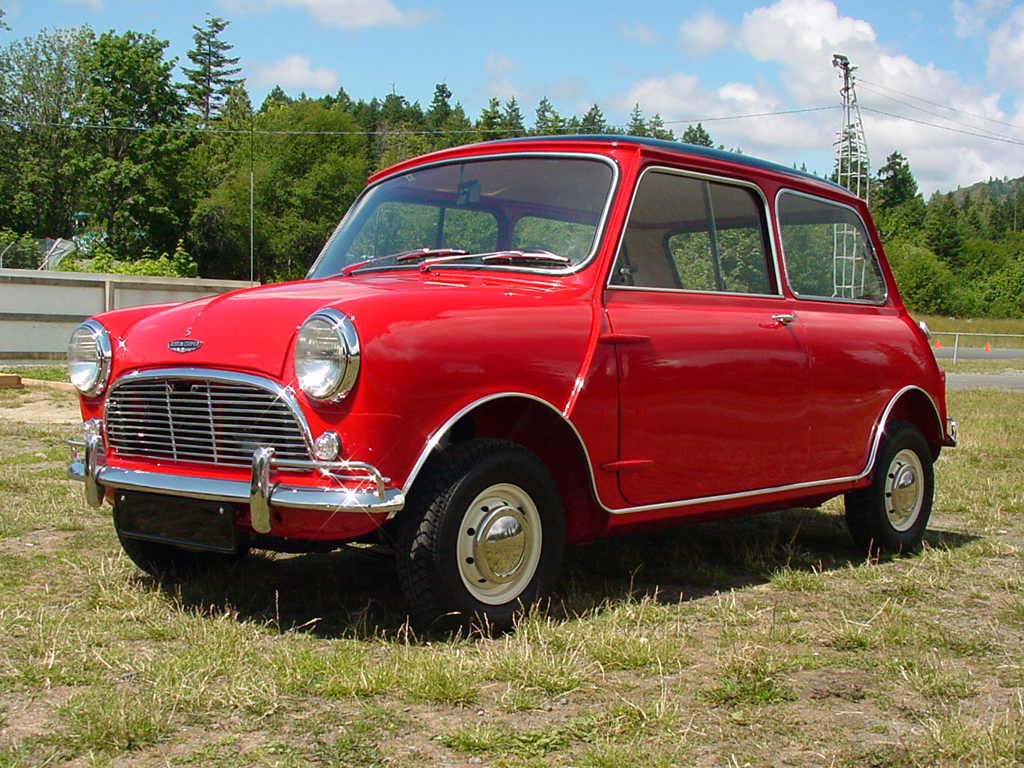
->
[395,439,565,632]
[117,531,248,580]
[845,420,934,556]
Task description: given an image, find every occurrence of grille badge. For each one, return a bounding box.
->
[168,339,202,354]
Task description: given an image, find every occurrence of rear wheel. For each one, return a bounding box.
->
[845,420,933,555]
[396,439,565,631]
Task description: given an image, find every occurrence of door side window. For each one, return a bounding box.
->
[611,170,774,295]
[777,192,887,303]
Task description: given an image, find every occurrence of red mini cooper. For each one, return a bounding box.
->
[68,136,956,629]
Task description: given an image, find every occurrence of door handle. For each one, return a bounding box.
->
[761,313,796,329]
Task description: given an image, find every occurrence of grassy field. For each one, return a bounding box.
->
[0,385,1021,767]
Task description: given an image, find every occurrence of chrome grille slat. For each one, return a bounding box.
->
[106,375,310,466]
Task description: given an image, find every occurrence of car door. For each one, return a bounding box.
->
[604,169,812,508]
[775,190,904,480]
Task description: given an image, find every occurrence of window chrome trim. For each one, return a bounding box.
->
[104,367,316,457]
[774,187,890,306]
[605,165,784,297]
[310,151,621,279]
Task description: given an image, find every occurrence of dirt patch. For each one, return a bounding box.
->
[0,387,80,425]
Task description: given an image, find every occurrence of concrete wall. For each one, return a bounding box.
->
[0,269,254,359]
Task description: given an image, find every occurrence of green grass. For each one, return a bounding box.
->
[0,388,1021,766]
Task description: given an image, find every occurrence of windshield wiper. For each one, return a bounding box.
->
[479,249,571,266]
[419,248,571,273]
[339,248,468,276]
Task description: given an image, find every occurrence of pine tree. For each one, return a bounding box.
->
[476,97,502,138]
[647,113,674,141]
[681,122,713,147]
[183,16,243,126]
[532,97,564,135]
[627,104,647,137]
[501,98,526,137]
[580,104,608,134]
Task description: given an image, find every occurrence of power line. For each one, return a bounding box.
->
[858,82,1017,143]
[860,105,1024,147]
[864,104,1024,148]
[0,106,840,137]
[859,77,1024,134]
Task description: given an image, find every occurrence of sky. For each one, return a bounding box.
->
[3,0,1024,195]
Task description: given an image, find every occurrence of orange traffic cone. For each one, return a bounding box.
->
[935,339,942,349]
[985,343,991,353]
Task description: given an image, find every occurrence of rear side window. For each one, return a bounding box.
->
[611,170,774,295]
[777,192,887,303]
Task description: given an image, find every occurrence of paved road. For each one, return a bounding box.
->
[945,371,1024,390]
[933,346,1024,361]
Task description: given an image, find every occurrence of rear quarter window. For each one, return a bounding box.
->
[776,191,887,304]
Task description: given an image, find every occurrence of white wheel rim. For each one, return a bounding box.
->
[456,483,543,605]
[885,448,925,532]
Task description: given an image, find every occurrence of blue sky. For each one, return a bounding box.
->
[4,0,1024,194]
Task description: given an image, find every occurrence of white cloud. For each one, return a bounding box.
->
[679,11,731,58]
[953,0,1010,37]
[613,0,1024,193]
[240,0,434,29]
[251,54,339,92]
[986,6,1024,97]
[485,51,516,77]
[59,0,103,11]
[620,21,661,47]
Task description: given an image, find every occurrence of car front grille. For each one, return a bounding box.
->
[105,375,310,466]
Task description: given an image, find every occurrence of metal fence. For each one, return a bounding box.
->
[931,331,1024,364]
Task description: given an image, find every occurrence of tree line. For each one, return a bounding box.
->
[0,16,709,283]
[2,13,1022,317]
[871,152,1024,318]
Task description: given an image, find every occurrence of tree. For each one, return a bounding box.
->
[580,103,608,134]
[425,82,452,130]
[647,113,674,141]
[79,30,189,257]
[501,97,525,137]
[627,104,647,137]
[875,152,918,211]
[182,15,243,126]
[682,122,713,147]
[924,192,965,268]
[0,9,8,31]
[0,26,94,238]
[476,97,502,138]
[532,97,564,135]
[192,99,366,281]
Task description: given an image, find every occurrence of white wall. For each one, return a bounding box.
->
[0,269,255,359]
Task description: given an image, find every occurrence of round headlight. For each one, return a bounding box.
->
[294,309,360,401]
[68,321,111,397]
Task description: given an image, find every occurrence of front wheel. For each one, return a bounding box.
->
[845,420,934,556]
[396,439,565,631]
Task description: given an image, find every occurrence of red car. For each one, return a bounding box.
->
[68,136,956,629]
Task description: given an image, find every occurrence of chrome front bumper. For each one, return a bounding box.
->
[67,435,405,533]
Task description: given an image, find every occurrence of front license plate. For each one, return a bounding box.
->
[114,492,238,553]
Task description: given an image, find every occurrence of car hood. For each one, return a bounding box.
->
[103,272,589,380]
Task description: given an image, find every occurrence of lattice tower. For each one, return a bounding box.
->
[831,53,871,298]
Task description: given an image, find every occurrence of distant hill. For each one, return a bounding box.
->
[951,176,1024,203]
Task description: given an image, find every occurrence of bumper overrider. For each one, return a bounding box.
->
[68,434,405,534]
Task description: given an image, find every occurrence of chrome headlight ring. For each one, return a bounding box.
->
[68,320,112,397]
[294,309,361,401]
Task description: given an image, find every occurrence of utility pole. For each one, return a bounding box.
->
[831,54,871,299]
[832,53,870,201]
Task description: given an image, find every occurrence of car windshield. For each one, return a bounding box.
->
[309,155,616,278]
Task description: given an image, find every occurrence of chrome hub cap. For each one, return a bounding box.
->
[885,449,924,532]
[457,483,542,605]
